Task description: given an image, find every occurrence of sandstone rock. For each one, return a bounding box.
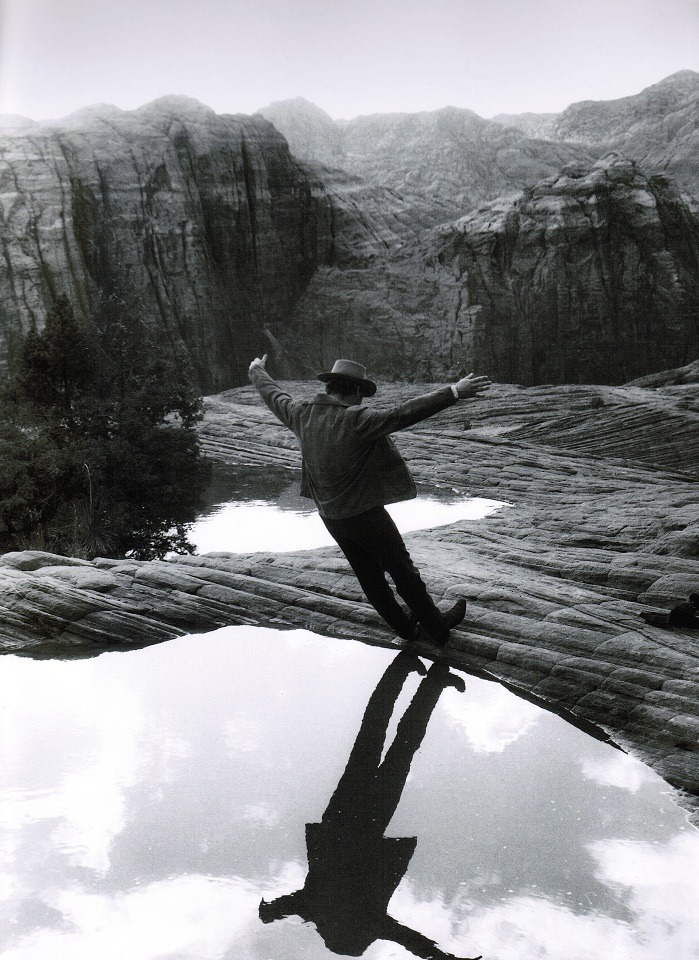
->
[257,97,345,169]
[257,97,594,212]
[4,83,698,394]
[0,98,334,389]
[271,157,699,385]
[1,377,698,822]
[260,73,699,217]
[0,550,92,571]
[494,70,699,200]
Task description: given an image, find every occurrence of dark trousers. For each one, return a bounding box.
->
[322,505,443,639]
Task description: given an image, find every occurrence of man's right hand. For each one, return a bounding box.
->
[248,354,268,375]
[453,373,491,399]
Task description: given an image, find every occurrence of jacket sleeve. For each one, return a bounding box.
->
[248,365,297,432]
[358,387,457,437]
[380,915,481,959]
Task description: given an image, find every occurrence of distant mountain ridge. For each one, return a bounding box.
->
[258,99,595,215]
[258,71,699,207]
[494,70,699,199]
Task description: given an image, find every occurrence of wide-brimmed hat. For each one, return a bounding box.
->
[317,359,377,397]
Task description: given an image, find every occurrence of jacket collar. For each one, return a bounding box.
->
[312,392,359,408]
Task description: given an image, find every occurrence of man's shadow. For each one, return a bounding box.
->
[259,650,482,959]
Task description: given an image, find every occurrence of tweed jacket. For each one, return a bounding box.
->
[249,367,457,519]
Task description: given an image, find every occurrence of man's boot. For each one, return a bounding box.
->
[429,598,466,646]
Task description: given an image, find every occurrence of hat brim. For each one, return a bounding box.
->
[317,371,377,397]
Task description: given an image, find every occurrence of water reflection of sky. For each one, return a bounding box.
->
[1,629,697,959]
[189,472,505,554]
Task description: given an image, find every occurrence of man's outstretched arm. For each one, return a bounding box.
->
[361,372,492,437]
[380,914,482,960]
[248,354,298,431]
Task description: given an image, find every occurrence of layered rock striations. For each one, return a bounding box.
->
[3,76,698,393]
[0,97,334,389]
[1,374,698,819]
[269,156,699,385]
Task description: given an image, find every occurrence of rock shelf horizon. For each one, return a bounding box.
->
[1,373,698,823]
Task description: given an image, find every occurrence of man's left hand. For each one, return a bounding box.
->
[453,373,492,399]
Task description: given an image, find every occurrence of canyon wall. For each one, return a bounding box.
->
[268,157,699,386]
[2,75,698,392]
[258,98,595,214]
[259,72,699,213]
[0,98,334,391]
[494,71,699,202]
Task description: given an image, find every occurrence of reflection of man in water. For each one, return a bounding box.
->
[259,651,482,960]
[248,354,491,645]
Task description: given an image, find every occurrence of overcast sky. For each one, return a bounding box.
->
[1,0,698,122]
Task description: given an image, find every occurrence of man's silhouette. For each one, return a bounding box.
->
[259,651,482,959]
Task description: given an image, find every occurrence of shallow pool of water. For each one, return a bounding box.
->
[1,629,696,960]
[189,470,505,554]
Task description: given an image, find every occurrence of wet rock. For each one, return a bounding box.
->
[0,377,698,823]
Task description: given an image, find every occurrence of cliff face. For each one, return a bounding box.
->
[0,98,334,390]
[259,99,596,214]
[269,157,699,386]
[2,78,698,392]
[493,71,699,201]
[256,98,345,169]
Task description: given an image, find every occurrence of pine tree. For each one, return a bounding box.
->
[1,295,211,559]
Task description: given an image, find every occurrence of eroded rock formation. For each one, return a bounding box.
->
[259,72,699,212]
[2,80,698,391]
[0,98,333,389]
[269,156,699,385]
[1,374,698,821]
[495,71,699,201]
[258,98,595,213]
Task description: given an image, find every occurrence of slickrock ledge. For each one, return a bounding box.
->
[1,375,698,822]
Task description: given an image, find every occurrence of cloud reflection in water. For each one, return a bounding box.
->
[0,629,696,960]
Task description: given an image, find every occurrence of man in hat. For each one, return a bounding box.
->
[248,354,491,645]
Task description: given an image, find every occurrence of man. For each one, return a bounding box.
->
[248,355,491,645]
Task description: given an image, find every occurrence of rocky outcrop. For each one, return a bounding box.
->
[259,98,595,213]
[4,78,698,393]
[257,98,346,169]
[0,97,491,388]
[1,375,698,821]
[302,165,457,264]
[0,97,334,389]
[259,73,699,216]
[494,71,699,201]
[269,156,699,384]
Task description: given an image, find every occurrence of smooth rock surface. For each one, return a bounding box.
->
[1,376,698,823]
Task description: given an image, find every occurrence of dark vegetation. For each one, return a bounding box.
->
[0,295,211,559]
